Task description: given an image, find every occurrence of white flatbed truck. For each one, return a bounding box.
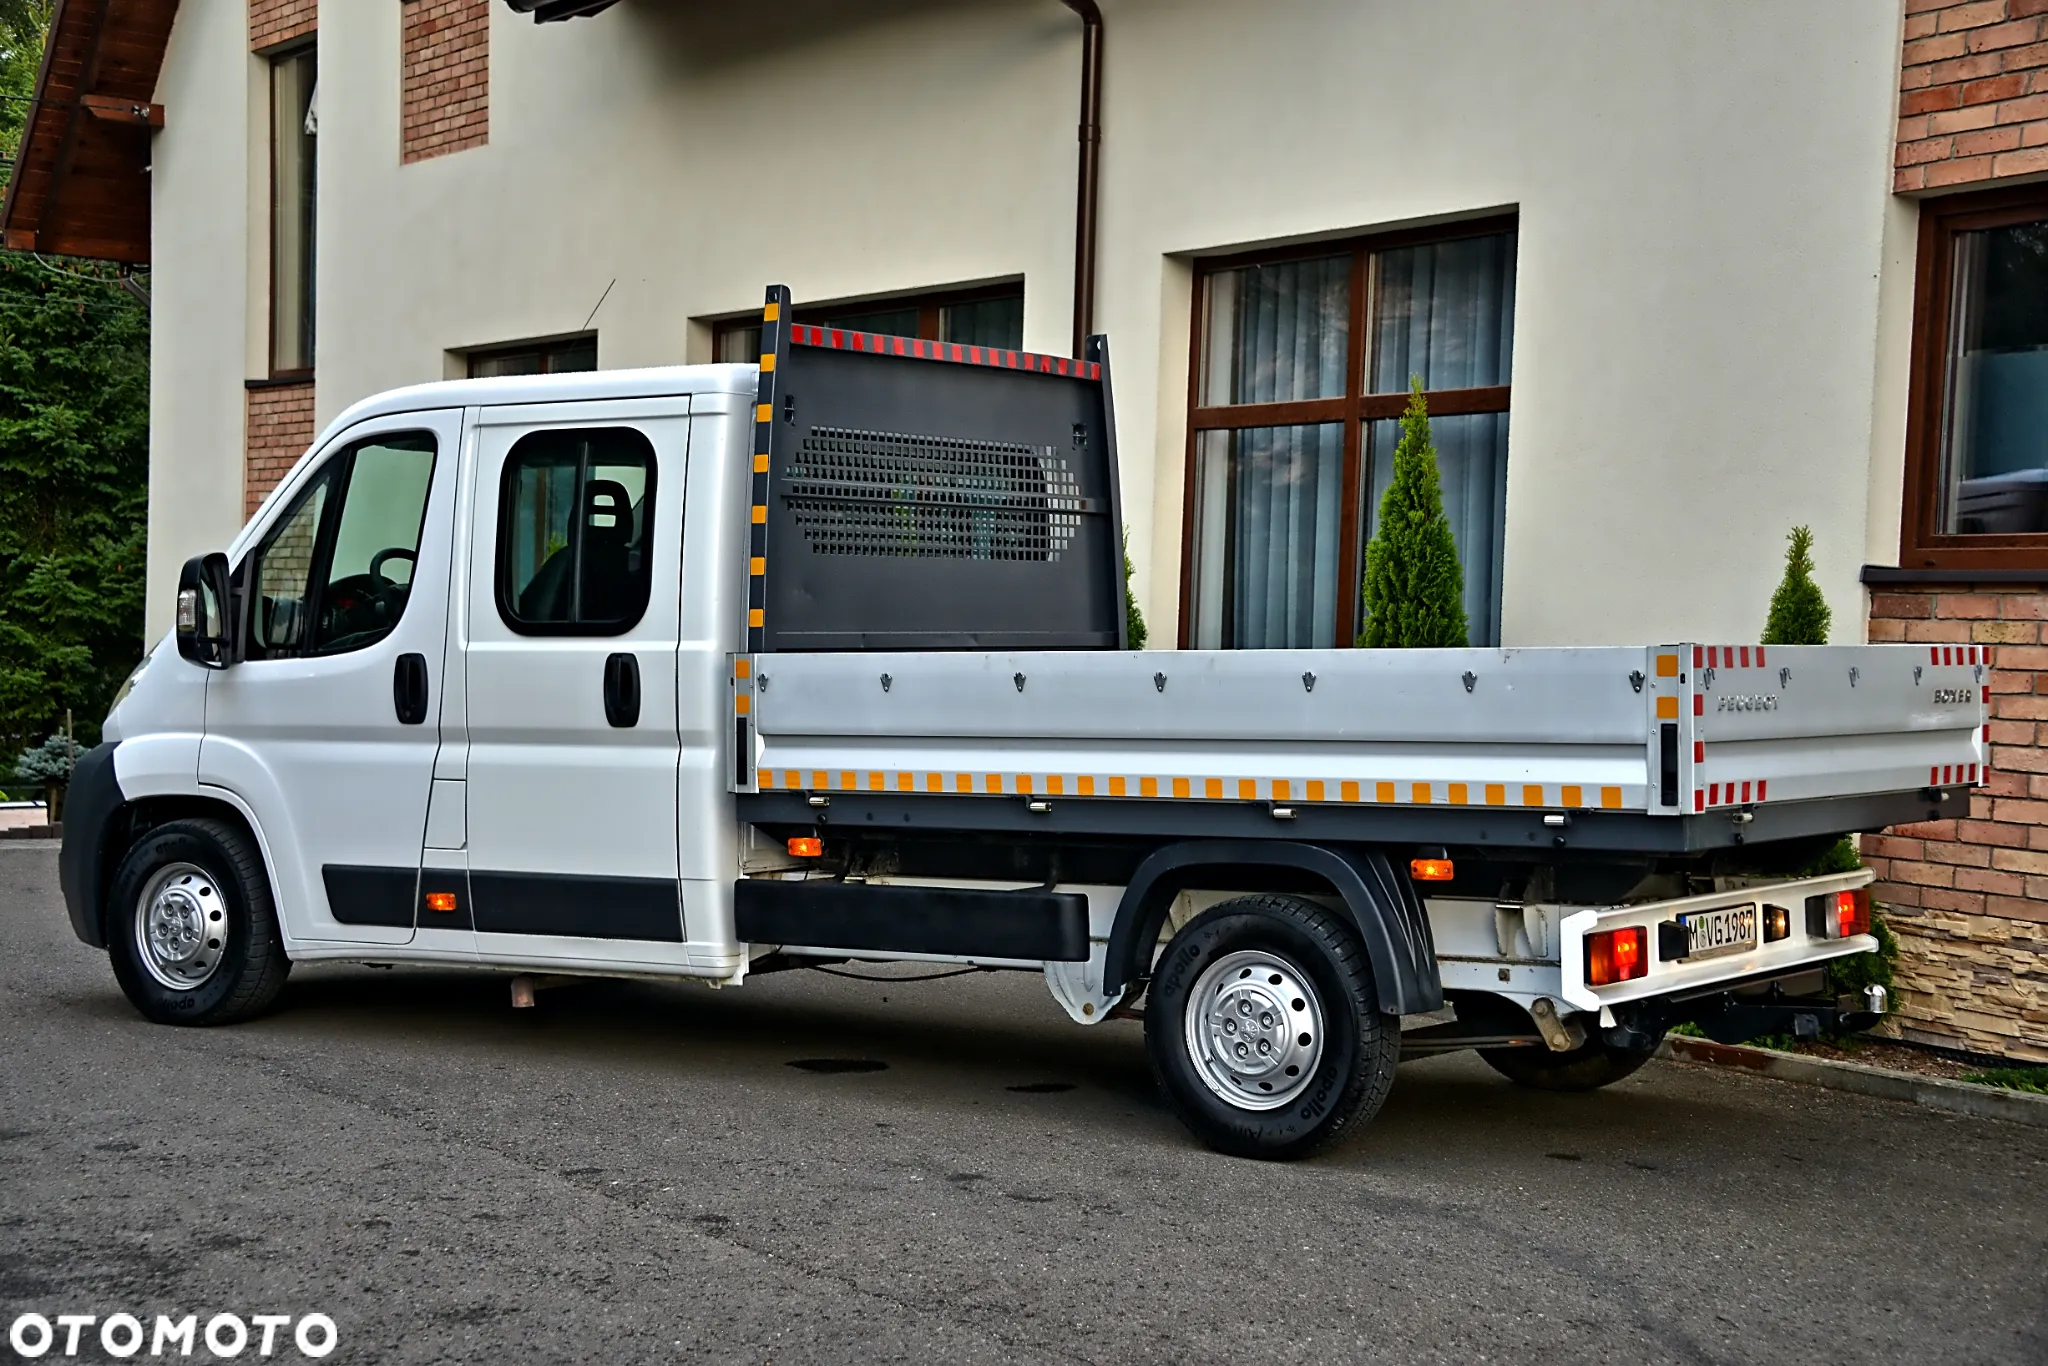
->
[64,287,1986,1157]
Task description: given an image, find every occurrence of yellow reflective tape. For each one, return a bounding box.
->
[734,695,750,716]
[1375,781,1395,804]
[762,301,781,321]
[1307,780,1325,802]
[955,773,973,793]
[1601,786,1623,808]
[1562,785,1583,808]
[1522,784,1544,807]
[1018,775,1034,795]
[733,658,750,679]
[1047,775,1064,795]
[755,454,770,474]
[1078,775,1096,796]
[1341,780,1360,803]
[1273,779,1291,801]
[1140,777,1158,798]
[867,772,883,791]
[1411,782,1431,805]
[1656,695,1679,719]
[1109,776,1127,797]
[896,772,912,792]
[927,773,943,792]
[1656,653,1678,677]
[750,557,765,576]
[748,608,764,627]
[811,770,827,789]
[759,353,776,371]
[839,771,855,791]
[756,403,773,423]
[1172,777,1190,799]
[1237,778,1255,801]
[752,505,767,524]
[1206,778,1224,799]
[985,773,1003,793]
[1485,783,1506,806]
[1449,782,1468,805]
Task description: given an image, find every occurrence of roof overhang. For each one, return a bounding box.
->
[0,0,176,264]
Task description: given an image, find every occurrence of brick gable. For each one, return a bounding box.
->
[1898,0,2048,191]
[402,0,490,163]
[245,380,316,515]
[249,0,315,53]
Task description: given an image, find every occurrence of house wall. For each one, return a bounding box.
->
[150,0,1909,650]
[401,0,490,163]
[1896,0,2048,191]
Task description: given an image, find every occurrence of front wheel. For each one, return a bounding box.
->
[1145,894,1399,1160]
[1478,1037,1658,1092]
[107,817,291,1026]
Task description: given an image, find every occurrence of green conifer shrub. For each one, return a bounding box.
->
[1122,526,1148,650]
[1763,525,1831,646]
[1359,381,1467,648]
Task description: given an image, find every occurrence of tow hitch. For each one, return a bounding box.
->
[1605,982,1889,1050]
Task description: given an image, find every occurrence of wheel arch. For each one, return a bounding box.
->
[1102,841,1442,1017]
[88,795,267,948]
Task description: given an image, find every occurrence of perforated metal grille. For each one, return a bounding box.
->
[784,426,1086,561]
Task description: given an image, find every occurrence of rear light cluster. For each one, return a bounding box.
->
[1806,887,1872,940]
[1585,927,1647,986]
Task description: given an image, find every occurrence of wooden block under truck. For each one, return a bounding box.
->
[64,287,1985,1158]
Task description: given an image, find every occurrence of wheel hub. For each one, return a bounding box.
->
[1185,950,1325,1110]
[135,863,226,991]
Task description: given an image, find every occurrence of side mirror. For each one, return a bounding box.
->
[175,552,235,669]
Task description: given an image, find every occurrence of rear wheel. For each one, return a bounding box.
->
[107,818,291,1026]
[1145,894,1398,1160]
[1478,1037,1658,1092]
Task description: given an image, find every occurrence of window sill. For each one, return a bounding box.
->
[246,373,314,391]
[1862,564,2048,585]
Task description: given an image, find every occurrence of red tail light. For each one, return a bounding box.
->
[1586,927,1648,986]
[1805,888,1871,940]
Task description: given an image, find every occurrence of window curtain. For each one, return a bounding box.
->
[1192,257,1349,648]
[1367,233,1516,644]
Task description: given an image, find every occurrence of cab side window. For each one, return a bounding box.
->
[243,433,438,659]
[496,428,657,635]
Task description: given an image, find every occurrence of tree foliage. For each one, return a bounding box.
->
[0,3,150,757]
[1763,524,1831,646]
[1359,380,1467,648]
[1123,526,1147,650]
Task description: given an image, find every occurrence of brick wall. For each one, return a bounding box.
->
[402,0,490,163]
[246,381,316,515]
[249,0,316,52]
[1864,585,2048,1062]
[1897,0,2048,191]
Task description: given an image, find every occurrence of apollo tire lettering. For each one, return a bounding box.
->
[1716,694,1780,712]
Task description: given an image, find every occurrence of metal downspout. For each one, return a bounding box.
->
[1059,0,1103,358]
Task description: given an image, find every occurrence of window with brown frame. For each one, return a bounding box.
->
[466,334,597,378]
[712,282,1024,365]
[1901,185,2048,572]
[269,45,318,376]
[1182,218,1516,648]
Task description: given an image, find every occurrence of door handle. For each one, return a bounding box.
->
[393,653,430,725]
[604,652,641,728]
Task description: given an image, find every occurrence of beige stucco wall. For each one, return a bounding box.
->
[145,0,1912,648]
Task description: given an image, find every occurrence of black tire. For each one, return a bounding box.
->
[107,817,291,1026]
[1478,1038,1658,1092]
[1145,894,1399,1160]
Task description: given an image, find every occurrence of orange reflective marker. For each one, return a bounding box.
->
[787,836,823,858]
[425,892,458,913]
[1409,857,1455,882]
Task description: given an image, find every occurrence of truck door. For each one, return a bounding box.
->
[455,400,689,961]
[199,409,464,946]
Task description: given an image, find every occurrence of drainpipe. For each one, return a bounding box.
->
[1059,0,1103,358]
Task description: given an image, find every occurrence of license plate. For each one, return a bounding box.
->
[1679,904,1758,960]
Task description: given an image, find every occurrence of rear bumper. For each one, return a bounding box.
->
[57,742,122,949]
[1602,973,1889,1050]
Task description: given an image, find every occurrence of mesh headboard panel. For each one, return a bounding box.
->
[753,311,1123,651]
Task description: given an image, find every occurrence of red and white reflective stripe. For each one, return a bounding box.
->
[1697,778,1769,809]
[1930,646,1984,666]
[1930,763,1982,786]
[788,324,1102,381]
[1698,645,1769,669]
